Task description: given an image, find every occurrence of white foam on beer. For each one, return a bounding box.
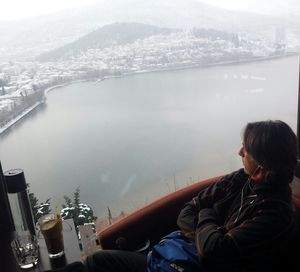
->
[41,219,57,230]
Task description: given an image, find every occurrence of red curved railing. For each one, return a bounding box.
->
[97,176,221,250]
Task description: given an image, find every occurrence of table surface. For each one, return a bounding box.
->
[30,219,82,271]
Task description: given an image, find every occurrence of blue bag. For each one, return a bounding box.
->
[147,231,205,272]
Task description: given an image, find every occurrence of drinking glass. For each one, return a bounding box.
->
[11,230,39,269]
[38,213,64,258]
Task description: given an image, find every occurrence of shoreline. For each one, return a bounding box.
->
[0,101,43,135]
[120,52,299,78]
[0,53,298,135]
[0,80,89,135]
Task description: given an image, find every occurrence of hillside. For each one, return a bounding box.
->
[0,0,290,61]
[37,23,176,62]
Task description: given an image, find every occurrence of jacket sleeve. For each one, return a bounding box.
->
[176,199,198,238]
[177,170,244,237]
[194,200,296,261]
[194,207,239,259]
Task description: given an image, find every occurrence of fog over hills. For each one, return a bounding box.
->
[0,0,298,61]
[37,23,176,62]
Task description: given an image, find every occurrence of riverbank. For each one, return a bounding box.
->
[0,80,89,135]
[0,53,297,136]
[0,101,43,135]
[44,79,89,95]
[119,52,299,78]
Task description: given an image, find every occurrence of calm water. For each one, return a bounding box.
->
[1,56,299,218]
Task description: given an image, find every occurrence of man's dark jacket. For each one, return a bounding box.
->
[177,169,299,272]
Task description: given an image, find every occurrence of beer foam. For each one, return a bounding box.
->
[41,219,57,230]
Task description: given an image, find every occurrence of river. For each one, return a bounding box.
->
[0,55,299,218]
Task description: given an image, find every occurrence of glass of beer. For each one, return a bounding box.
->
[38,213,64,258]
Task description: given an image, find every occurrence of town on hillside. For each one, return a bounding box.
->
[0,25,291,132]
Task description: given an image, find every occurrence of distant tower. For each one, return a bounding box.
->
[275,26,286,44]
[232,34,240,47]
[0,79,4,95]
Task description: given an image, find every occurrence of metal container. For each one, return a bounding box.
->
[0,162,20,272]
[4,169,36,236]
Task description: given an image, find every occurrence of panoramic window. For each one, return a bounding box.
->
[0,0,299,233]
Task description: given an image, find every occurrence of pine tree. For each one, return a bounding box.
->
[61,187,97,233]
[73,187,80,226]
[27,184,51,223]
[36,199,51,221]
[27,185,97,229]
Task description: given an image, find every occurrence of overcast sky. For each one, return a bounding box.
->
[0,0,294,21]
[1,0,101,20]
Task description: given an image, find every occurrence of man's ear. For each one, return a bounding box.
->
[251,166,266,182]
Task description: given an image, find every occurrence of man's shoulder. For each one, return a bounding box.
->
[219,168,247,185]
